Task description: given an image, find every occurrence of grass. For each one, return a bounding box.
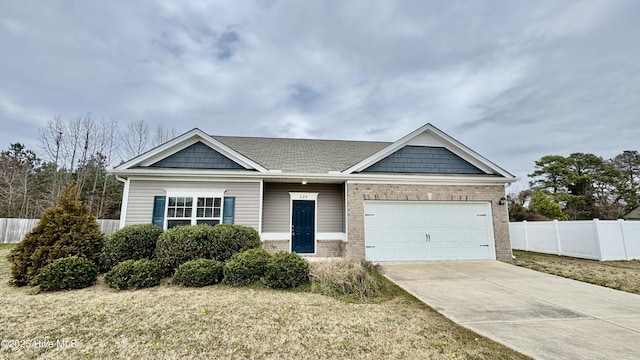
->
[0,245,530,360]
[511,250,640,295]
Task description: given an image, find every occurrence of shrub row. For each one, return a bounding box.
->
[31,256,99,292]
[104,259,162,290]
[222,249,310,289]
[102,224,163,270]
[173,259,224,287]
[155,224,260,276]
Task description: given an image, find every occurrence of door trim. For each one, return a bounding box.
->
[289,193,318,254]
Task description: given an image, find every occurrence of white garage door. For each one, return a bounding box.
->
[364,202,495,261]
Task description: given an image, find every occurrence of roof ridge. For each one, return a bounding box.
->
[212,134,392,144]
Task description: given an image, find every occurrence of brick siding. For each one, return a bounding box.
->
[345,183,512,261]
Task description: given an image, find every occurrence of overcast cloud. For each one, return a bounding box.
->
[1,0,639,190]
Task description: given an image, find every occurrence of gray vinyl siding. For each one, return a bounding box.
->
[262,183,344,233]
[125,180,260,229]
[362,146,485,174]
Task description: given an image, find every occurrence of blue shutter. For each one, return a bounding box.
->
[152,196,166,228]
[223,196,235,224]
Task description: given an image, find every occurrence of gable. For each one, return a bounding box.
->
[344,123,515,179]
[150,141,245,170]
[361,146,485,174]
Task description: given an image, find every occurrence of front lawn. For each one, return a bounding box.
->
[511,250,640,295]
[0,245,529,359]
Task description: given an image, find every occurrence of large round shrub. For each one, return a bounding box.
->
[103,224,163,269]
[155,224,260,275]
[8,183,104,286]
[104,259,162,290]
[173,259,224,287]
[223,248,272,287]
[264,252,310,289]
[31,256,99,292]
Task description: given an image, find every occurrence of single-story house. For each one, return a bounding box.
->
[111,123,517,261]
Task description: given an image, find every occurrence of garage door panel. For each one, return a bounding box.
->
[364,202,495,262]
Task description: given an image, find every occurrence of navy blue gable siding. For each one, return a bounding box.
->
[361,146,485,174]
[150,142,245,169]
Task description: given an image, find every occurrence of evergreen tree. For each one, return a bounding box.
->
[8,182,104,286]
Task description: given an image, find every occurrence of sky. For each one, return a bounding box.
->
[1,0,639,191]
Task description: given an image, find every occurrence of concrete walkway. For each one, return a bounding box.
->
[381,261,640,360]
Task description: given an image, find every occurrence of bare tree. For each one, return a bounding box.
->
[39,115,65,200]
[97,118,120,217]
[152,125,177,147]
[121,120,150,160]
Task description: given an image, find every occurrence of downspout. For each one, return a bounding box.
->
[116,175,129,229]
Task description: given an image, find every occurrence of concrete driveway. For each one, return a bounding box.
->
[381,261,640,360]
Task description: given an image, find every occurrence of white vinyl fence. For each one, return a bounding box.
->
[0,218,120,244]
[510,219,640,261]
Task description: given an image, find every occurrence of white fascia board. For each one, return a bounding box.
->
[113,128,268,172]
[342,123,516,179]
[112,168,518,185]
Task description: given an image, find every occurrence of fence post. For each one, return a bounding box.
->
[554,220,561,256]
[593,219,603,260]
[619,219,629,260]
[523,220,529,251]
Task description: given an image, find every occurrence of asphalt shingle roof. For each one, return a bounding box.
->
[212,136,390,173]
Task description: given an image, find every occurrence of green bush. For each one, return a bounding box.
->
[8,183,104,286]
[264,252,310,289]
[223,248,272,286]
[155,224,260,276]
[173,259,224,287]
[103,224,163,270]
[31,256,98,292]
[104,259,162,290]
[309,259,382,302]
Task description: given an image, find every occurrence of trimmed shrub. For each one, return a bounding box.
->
[309,259,382,302]
[155,224,260,276]
[8,183,104,286]
[31,256,99,292]
[264,252,310,289]
[104,259,162,290]
[223,248,272,286]
[207,224,261,261]
[173,259,224,287]
[103,224,163,270]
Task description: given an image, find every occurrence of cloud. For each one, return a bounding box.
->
[0,0,639,189]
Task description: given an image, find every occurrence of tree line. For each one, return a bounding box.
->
[509,151,640,221]
[0,114,175,219]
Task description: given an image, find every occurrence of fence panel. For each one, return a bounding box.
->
[556,221,599,260]
[0,218,120,243]
[523,221,559,254]
[510,219,640,260]
[509,222,527,249]
[621,222,640,259]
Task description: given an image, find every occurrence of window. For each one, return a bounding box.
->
[166,194,223,229]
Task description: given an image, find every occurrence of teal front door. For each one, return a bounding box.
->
[292,200,315,253]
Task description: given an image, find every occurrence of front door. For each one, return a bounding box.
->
[292,200,315,253]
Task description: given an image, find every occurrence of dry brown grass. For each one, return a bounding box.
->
[0,244,529,359]
[511,250,640,294]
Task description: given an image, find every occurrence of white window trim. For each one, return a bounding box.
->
[164,189,226,229]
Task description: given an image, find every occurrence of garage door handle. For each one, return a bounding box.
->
[425,234,430,242]
[479,244,489,247]
[365,246,375,248]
